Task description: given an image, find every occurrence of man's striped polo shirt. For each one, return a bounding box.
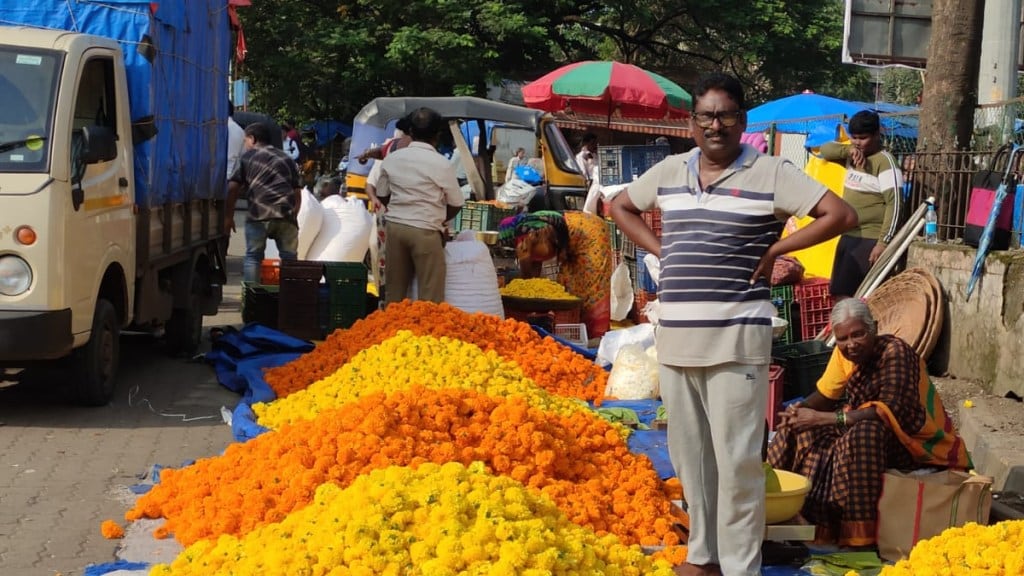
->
[627,144,827,368]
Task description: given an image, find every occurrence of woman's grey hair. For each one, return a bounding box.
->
[830,298,877,334]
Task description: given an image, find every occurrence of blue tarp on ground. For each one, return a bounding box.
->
[0,0,231,205]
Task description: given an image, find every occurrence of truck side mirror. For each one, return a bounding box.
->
[71,125,118,211]
[81,125,117,164]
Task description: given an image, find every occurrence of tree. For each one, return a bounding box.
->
[561,0,872,104]
[917,0,986,150]
[239,0,560,123]
[238,0,870,122]
[881,69,924,106]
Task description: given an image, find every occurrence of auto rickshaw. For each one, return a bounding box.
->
[344,96,588,211]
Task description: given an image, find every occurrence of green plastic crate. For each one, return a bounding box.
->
[454,202,518,231]
[324,262,369,332]
[773,300,798,345]
[605,219,622,251]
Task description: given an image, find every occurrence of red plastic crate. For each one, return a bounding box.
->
[642,210,663,237]
[766,364,785,430]
[800,308,832,341]
[794,277,834,313]
[794,277,834,340]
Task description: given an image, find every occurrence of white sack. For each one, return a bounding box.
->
[307,195,373,262]
[297,187,323,260]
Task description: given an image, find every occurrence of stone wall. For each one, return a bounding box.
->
[907,243,1024,397]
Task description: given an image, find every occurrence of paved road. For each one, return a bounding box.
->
[0,217,250,575]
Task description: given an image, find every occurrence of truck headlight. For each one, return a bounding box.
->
[0,256,32,296]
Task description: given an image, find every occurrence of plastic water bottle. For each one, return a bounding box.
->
[924,201,939,244]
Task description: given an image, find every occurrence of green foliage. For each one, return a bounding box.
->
[236,0,875,123]
[881,68,924,106]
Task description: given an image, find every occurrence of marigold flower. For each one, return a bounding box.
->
[126,387,687,549]
[880,520,1024,575]
[150,463,679,576]
[263,301,607,402]
[100,519,124,539]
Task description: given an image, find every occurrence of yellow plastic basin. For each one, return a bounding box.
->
[765,469,811,524]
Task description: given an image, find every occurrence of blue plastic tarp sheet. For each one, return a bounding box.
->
[0,0,231,206]
[205,324,314,442]
[305,120,353,147]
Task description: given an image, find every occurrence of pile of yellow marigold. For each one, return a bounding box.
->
[879,520,1024,576]
[111,301,690,574]
[500,278,579,301]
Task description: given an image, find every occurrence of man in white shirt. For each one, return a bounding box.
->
[575,132,598,185]
[374,108,463,304]
[226,101,245,180]
[281,124,301,162]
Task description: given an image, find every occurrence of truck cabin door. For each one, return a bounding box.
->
[66,53,132,331]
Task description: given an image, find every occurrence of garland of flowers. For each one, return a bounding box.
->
[254,331,605,431]
[262,301,607,402]
[879,520,1024,576]
[127,386,687,549]
[150,462,677,576]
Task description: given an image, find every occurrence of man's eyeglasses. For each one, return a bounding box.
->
[693,110,743,129]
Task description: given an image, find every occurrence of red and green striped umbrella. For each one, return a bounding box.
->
[522,61,692,119]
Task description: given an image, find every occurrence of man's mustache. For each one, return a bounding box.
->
[703,130,722,139]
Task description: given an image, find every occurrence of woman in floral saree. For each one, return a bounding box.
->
[767,298,971,546]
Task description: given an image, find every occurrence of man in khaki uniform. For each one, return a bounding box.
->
[374,108,463,303]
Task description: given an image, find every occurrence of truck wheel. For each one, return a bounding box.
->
[72,299,120,406]
[166,272,204,357]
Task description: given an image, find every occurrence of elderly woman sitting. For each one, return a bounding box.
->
[767,298,971,546]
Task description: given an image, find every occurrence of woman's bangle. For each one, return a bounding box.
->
[835,409,847,428]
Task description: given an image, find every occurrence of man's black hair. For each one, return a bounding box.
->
[694,72,746,110]
[244,122,271,145]
[407,107,443,141]
[396,115,413,134]
[228,100,235,117]
[848,110,881,136]
[581,132,598,145]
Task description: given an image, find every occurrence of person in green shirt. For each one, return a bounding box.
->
[820,111,904,298]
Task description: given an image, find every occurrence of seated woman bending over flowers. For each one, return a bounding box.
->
[767,298,971,547]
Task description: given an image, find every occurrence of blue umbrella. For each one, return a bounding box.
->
[747,91,864,133]
[966,145,1022,301]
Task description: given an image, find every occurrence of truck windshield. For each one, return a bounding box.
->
[0,47,61,174]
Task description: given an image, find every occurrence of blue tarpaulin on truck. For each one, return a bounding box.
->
[0,0,231,206]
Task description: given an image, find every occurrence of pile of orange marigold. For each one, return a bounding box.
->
[111,301,689,573]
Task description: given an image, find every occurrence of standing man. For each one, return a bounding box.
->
[374,107,462,304]
[224,122,302,283]
[505,146,528,182]
[575,132,599,185]
[226,101,245,182]
[611,72,857,576]
[821,110,904,298]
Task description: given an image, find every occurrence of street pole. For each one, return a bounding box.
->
[977,0,1021,141]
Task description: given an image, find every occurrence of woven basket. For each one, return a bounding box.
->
[866,269,942,359]
[903,268,945,360]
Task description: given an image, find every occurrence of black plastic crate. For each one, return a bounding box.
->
[242,282,279,328]
[278,260,324,340]
[771,339,833,400]
[324,262,369,332]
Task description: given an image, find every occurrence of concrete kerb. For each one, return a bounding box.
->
[958,396,1024,491]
